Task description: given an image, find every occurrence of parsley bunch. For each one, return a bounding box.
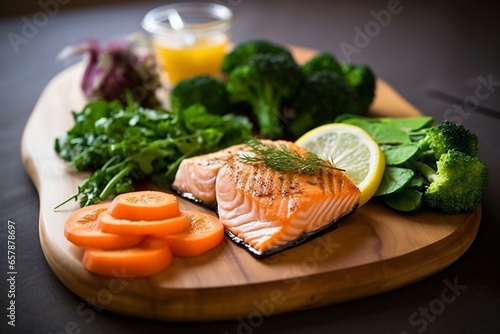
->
[55,97,252,207]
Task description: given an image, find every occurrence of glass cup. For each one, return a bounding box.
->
[142,2,233,85]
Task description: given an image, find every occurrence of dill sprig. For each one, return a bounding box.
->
[240,138,344,174]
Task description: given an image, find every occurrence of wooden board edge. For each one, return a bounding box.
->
[37,204,481,322]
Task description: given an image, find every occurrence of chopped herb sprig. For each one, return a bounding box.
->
[240,138,343,174]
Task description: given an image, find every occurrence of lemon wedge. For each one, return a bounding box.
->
[295,123,385,206]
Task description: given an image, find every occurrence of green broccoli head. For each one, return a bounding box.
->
[302,52,344,78]
[420,150,488,214]
[226,53,303,139]
[170,75,230,115]
[341,63,376,112]
[221,39,293,74]
[420,120,479,159]
[287,71,359,139]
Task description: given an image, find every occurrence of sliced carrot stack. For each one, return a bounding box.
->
[64,203,144,250]
[106,190,181,221]
[98,212,190,235]
[82,237,173,278]
[164,210,225,258]
[63,190,226,278]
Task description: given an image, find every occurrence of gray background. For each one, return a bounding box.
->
[1,0,499,333]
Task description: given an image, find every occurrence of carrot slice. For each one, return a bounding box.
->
[98,212,190,235]
[64,203,144,250]
[164,210,225,257]
[82,237,173,278]
[106,190,180,221]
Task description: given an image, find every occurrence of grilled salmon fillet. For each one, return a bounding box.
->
[216,159,360,256]
[172,141,361,257]
[171,141,289,208]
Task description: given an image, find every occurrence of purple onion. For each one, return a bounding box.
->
[59,35,161,108]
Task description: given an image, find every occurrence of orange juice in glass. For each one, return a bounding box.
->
[142,3,233,85]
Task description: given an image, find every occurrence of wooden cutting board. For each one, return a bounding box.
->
[21,46,481,321]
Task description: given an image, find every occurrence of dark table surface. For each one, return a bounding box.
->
[1,0,499,333]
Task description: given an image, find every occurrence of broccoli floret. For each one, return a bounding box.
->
[170,75,230,115]
[303,55,376,115]
[302,52,344,78]
[406,120,484,214]
[226,53,303,139]
[221,39,293,74]
[418,120,479,159]
[415,150,488,214]
[341,64,376,112]
[287,71,360,138]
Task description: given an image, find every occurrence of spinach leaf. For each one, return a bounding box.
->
[336,116,411,144]
[363,123,411,145]
[381,143,420,165]
[383,188,423,213]
[407,175,426,190]
[380,116,434,131]
[375,166,414,196]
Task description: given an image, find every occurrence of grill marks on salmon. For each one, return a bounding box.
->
[171,141,288,208]
[216,161,360,256]
[171,141,361,257]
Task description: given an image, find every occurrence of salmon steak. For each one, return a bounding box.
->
[172,141,361,257]
[171,143,252,209]
[172,141,287,208]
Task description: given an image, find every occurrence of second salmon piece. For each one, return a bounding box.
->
[171,141,288,209]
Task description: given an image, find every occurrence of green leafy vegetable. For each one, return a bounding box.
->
[382,188,423,213]
[55,98,252,208]
[381,143,420,165]
[379,116,434,132]
[361,123,412,145]
[375,166,414,196]
[337,115,414,144]
[336,114,489,214]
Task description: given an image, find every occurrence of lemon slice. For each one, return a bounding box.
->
[295,123,385,206]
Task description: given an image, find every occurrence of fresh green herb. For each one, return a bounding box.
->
[240,138,343,174]
[54,97,252,208]
[335,114,488,214]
